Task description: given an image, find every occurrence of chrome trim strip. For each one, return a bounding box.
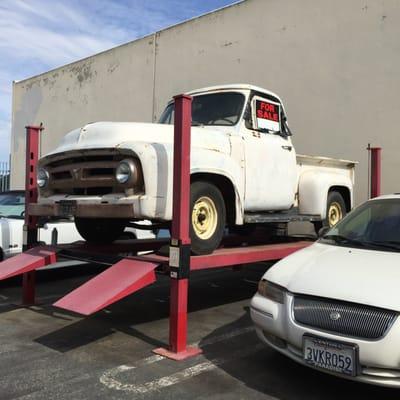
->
[250,306,273,319]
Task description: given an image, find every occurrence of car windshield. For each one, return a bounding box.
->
[0,192,25,219]
[319,198,400,252]
[158,92,245,126]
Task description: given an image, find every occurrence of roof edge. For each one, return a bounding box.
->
[14,0,245,85]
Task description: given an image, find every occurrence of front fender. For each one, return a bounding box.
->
[191,148,244,224]
[117,142,244,223]
[117,141,173,219]
[298,170,353,218]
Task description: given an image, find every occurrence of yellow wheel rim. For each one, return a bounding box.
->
[328,201,343,227]
[192,196,218,240]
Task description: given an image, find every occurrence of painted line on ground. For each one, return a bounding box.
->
[100,325,256,394]
[100,343,263,394]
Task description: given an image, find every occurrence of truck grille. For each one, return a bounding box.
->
[293,296,397,340]
[40,150,136,196]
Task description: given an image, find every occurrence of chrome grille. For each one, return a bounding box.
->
[293,296,397,340]
[39,150,137,196]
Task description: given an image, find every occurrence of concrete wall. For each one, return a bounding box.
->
[11,0,400,206]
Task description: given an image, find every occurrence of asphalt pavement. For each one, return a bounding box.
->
[0,262,398,399]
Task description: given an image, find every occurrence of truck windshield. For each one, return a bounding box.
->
[319,199,400,252]
[159,92,245,126]
[0,192,25,219]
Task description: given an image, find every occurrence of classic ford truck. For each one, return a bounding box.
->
[32,84,356,254]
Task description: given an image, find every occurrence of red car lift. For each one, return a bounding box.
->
[0,98,381,361]
[368,145,382,198]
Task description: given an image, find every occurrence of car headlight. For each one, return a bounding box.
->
[115,159,138,184]
[258,280,286,303]
[37,168,49,188]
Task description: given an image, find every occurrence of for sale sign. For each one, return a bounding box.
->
[255,99,281,132]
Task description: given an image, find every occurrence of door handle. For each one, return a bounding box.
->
[281,145,293,151]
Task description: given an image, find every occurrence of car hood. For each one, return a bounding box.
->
[266,242,400,311]
[46,121,232,156]
[0,217,24,249]
[0,217,23,228]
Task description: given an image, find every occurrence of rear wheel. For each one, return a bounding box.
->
[327,191,346,227]
[313,191,347,235]
[75,217,127,244]
[190,181,226,255]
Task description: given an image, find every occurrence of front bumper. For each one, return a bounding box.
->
[29,202,136,218]
[250,293,400,388]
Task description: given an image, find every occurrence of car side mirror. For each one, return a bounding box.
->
[318,226,330,237]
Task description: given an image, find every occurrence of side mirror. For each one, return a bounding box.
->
[243,105,253,129]
[318,226,330,238]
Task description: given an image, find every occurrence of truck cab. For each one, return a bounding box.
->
[160,86,298,212]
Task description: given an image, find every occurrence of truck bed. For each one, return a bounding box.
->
[297,154,357,169]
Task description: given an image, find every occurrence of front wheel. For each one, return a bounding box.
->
[190,181,226,255]
[75,217,127,244]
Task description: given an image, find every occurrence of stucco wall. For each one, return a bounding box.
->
[11,0,400,205]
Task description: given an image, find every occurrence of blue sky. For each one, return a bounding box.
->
[0,0,239,162]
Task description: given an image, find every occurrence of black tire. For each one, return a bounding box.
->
[118,232,137,241]
[190,181,226,255]
[75,217,127,244]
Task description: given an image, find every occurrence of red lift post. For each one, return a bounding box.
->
[368,146,382,198]
[153,95,202,360]
[22,125,57,304]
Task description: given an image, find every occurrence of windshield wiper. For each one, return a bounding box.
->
[364,240,400,251]
[323,235,400,251]
[191,122,204,127]
[321,234,367,247]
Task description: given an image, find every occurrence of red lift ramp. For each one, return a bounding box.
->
[54,258,159,315]
[0,246,57,281]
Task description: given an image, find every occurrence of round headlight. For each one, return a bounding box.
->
[37,168,49,188]
[116,161,133,184]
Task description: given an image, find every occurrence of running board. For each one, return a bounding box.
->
[53,258,159,315]
[244,211,321,224]
[0,246,57,280]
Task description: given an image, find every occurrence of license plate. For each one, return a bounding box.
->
[58,200,77,217]
[303,335,358,376]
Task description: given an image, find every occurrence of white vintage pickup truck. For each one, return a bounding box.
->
[32,84,356,254]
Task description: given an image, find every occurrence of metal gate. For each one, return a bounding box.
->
[0,161,10,192]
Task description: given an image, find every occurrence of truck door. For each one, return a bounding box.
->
[242,95,297,211]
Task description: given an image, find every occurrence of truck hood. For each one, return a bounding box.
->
[47,122,232,156]
[266,242,400,312]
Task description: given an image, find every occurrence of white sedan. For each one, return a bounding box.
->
[251,194,400,388]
